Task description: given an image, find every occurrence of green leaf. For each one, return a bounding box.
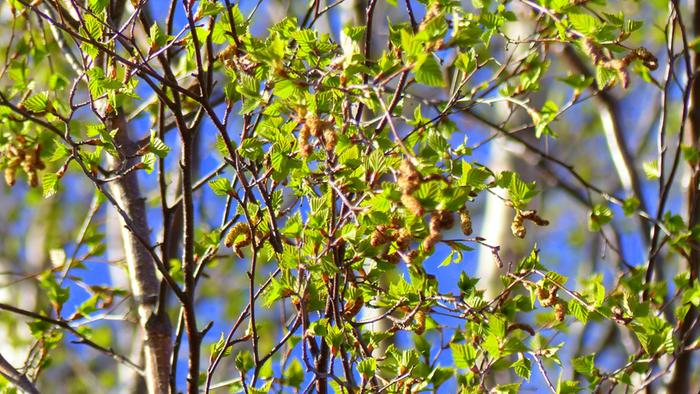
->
[588,203,613,231]
[83,14,103,40]
[357,358,376,378]
[414,54,445,87]
[235,350,254,372]
[149,23,168,48]
[22,91,49,113]
[451,343,476,369]
[208,178,232,196]
[48,143,70,162]
[239,138,264,160]
[149,131,170,158]
[595,66,618,89]
[140,153,157,174]
[38,271,70,309]
[89,0,108,12]
[285,358,304,388]
[568,299,589,323]
[511,355,531,380]
[492,382,521,394]
[556,376,580,394]
[42,173,59,198]
[643,160,659,180]
[196,0,225,19]
[558,74,594,93]
[569,13,599,36]
[572,354,596,376]
[622,197,640,216]
[487,314,507,338]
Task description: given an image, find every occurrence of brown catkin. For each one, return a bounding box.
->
[27,171,38,187]
[396,228,412,250]
[384,252,400,265]
[401,194,424,217]
[4,167,16,187]
[511,211,526,239]
[583,39,657,89]
[370,225,389,247]
[582,38,606,65]
[422,233,441,251]
[4,142,44,188]
[436,210,454,230]
[423,210,451,251]
[298,124,312,158]
[633,47,658,70]
[398,160,420,194]
[512,210,550,238]
[398,159,425,216]
[554,302,566,322]
[520,210,550,226]
[406,250,419,266]
[414,309,426,334]
[538,286,559,307]
[217,44,237,62]
[323,127,337,152]
[459,208,473,235]
[306,115,322,137]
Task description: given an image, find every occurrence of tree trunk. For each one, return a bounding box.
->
[668,1,700,391]
[106,112,172,394]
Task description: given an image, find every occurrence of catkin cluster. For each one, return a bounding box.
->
[398,160,424,216]
[368,218,416,268]
[3,140,45,188]
[224,222,252,258]
[582,38,658,88]
[459,207,473,235]
[225,218,271,258]
[297,115,336,157]
[371,222,413,253]
[511,209,549,239]
[298,123,312,158]
[537,285,566,322]
[423,210,454,251]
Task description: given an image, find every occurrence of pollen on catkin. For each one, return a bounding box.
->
[298,124,312,158]
[401,193,424,217]
[423,210,452,251]
[459,207,473,235]
[224,222,247,247]
[398,159,424,216]
[224,222,252,257]
[414,309,426,335]
[398,160,420,194]
[554,302,567,322]
[395,228,412,251]
[511,211,526,239]
[537,286,559,308]
[4,166,16,186]
[306,115,323,137]
[3,142,44,188]
[370,225,389,247]
[323,127,337,152]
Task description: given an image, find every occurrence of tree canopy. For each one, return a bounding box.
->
[0,0,699,393]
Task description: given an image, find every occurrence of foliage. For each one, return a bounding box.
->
[0,0,698,393]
